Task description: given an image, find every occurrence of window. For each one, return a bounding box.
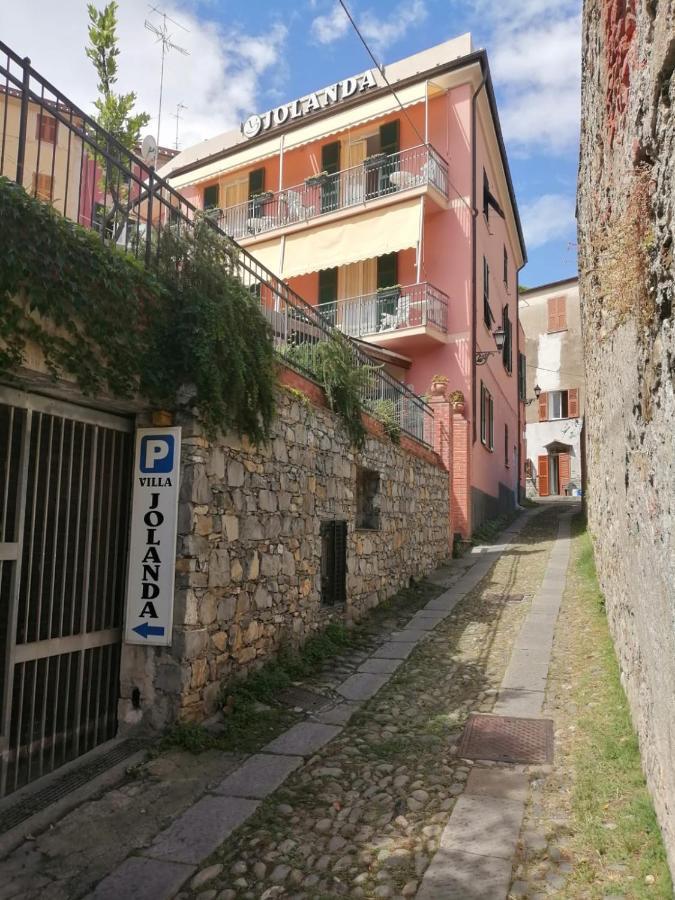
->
[321,141,340,212]
[248,167,265,198]
[503,246,508,290]
[203,184,219,209]
[483,170,505,220]
[480,382,494,450]
[483,257,494,327]
[504,424,510,467]
[35,112,57,144]
[32,172,53,201]
[518,352,527,401]
[356,467,381,530]
[379,119,400,156]
[318,268,338,324]
[502,304,513,373]
[547,295,567,332]
[320,520,347,606]
[540,388,579,421]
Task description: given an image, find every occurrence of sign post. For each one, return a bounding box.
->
[124,427,181,646]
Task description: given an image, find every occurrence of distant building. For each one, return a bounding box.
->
[519,278,584,497]
[162,35,527,534]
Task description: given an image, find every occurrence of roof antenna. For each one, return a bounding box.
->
[172,101,188,150]
[144,6,189,147]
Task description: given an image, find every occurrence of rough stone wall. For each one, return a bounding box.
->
[578,0,675,872]
[134,372,449,725]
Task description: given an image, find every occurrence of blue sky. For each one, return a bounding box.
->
[2,0,581,286]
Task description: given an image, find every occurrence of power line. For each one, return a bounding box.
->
[337,0,472,214]
[526,362,584,379]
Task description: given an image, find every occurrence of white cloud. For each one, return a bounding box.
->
[475,3,581,155]
[521,193,576,249]
[0,0,288,149]
[311,4,351,44]
[310,0,427,54]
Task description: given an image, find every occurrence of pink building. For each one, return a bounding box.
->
[162,36,527,535]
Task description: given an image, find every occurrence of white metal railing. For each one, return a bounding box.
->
[317,282,449,339]
[216,144,449,240]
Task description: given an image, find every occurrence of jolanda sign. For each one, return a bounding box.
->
[124,427,181,646]
[241,69,378,139]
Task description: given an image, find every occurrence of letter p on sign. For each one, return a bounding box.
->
[140,435,175,473]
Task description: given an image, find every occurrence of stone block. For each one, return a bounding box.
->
[223,514,239,542]
[208,549,230,588]
[247,550,260,579]
[241,517,264,541]
[416,849,513,900]
[358,657,403,674]
[438,795,524,860]
[213,753,302,798]
[199,592,217,626]
[464,767,529,802]
[337,672,390,701]
[174,628,209,660]
[263,722,342,757]
[146,795,259,865]
[206,448,225,479]
[227,460,245,487]
[371,641,416,660]
[217,595,236,622]
[254,585,272,609]
[92,857,195,900]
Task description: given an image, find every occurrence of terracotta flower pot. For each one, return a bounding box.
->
[430,380,448,397]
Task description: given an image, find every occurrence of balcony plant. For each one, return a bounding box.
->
[363,152,387,171]
[305,171,329,187]
[430,374,449,397]
[450,389,465,413]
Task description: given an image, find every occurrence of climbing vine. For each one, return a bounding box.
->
[0,178,275,441]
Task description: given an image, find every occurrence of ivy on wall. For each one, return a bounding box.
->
[0,178,275,441]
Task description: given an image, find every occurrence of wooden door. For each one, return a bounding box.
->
[559,452,571,492]
[537,455,549,496]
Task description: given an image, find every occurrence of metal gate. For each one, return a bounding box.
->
[0,388,133,797]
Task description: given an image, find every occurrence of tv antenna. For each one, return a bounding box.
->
[144,6,189,147]
[172,102,188,150]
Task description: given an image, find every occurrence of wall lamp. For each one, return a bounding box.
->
[524,384,542,406]
[475,327,506,365]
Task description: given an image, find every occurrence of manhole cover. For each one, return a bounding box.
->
[277,686,332,713]
[485,593,525,603]
[457,714,553,764]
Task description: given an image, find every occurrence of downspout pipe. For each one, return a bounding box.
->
[471,74,487,445]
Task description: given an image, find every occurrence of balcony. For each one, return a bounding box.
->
[215,144,448,241]
[317,282,449,349]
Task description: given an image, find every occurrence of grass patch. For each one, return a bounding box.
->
[561,514,672,898]
[471,509,518,545]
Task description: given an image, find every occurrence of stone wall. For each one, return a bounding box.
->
[122,368,450,727]
[577,0,675,872]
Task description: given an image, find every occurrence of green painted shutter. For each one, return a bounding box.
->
[321,141,340,174]
[377,253,398,288]
[379,120,400,155]
[203,184,219,209]
[318,268,338,303]
[248,168,265,197]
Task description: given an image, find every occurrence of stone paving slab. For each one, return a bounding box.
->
[312,702,359,726]
[410,609,448,623]
[388,627,430,641]
[417,849,514,900]
[438,795,525,860]
[500,658,550,692]
[357,656,403,674]
[91,856,196,900]
[371,640,417,659]
[492,688,545,718]
[337,672,390,701]
[212,753,302,799]
[465,767,529,802]
[145,796,259,865]
[262,721,342,756]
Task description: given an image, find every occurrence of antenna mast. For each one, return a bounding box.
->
[172,102,188,150]
[144,6,189,147]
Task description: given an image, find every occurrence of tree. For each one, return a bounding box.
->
[85,1,149,151]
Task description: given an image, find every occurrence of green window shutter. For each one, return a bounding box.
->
[377,253,398,288]
[321,141,341,174]
[318,268,338,303]
[379,120,400,155]
[248,168,265,197]
[203,184,219,209]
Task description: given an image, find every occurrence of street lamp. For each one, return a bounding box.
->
[525,384,542,406]
[475,327,506,365]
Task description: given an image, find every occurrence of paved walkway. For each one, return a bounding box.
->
[0,503,576,900]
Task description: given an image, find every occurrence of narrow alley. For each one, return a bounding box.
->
[4,500,663,900]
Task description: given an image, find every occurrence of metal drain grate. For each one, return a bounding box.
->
[457,714,553,764]
[0,739,146,835]
[277,686,332,713]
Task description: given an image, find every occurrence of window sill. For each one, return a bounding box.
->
[546,328,568,334]
[355,526,381,533]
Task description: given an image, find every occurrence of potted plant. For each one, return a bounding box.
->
[430,374,449,397]
[363,152,387,171]
[305,171,329,187]
[450,389,465,413]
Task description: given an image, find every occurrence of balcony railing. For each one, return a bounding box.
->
[215,144,449,241]
[318,282,449,340]
[0,41,434,447]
